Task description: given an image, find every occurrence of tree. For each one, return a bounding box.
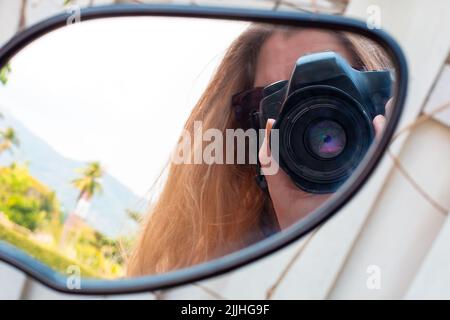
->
[0,127,20,155]
[72,161,104,203]
[60,162,104,246]
[126,209,142,223]
[0,164,60,231]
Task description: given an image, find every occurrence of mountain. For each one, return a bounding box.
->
[0,111,142,238]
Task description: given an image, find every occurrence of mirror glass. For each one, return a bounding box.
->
[0,16,398,279]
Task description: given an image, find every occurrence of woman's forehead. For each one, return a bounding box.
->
[254,29,357,87]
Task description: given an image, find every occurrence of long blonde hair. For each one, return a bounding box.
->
[127,24,391,276]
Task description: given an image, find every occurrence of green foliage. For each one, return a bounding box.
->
[0,64,11,85]
[0,164,61,231]
[0,222,98,278]
[0,162,127,278]
[65,223,125,277]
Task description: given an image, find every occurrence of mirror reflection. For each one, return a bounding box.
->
[0,17,396,279]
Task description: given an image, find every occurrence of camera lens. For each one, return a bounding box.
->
[305,119,347,159]
[274,86,375,194]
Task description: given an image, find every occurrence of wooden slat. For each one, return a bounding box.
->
[20,279,157,300]
[0,262,27,300]
[163,237,310,299]
[0,1,21,46]
[406,211,450,299]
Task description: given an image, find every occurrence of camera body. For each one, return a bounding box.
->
[257,51,392,194]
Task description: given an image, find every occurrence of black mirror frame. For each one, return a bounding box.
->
[0,3,408,295]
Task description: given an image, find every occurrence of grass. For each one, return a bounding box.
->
[0,222,100,278]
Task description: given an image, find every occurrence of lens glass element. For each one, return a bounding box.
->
[306,119,347,159]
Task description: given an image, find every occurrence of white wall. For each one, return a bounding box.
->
[0,0,449,300]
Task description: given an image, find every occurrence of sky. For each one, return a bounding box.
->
[0,17,250,197]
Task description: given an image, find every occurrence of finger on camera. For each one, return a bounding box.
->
[373,115,386,138]
[258,119,276,168]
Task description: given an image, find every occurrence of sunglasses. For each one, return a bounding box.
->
[231,87,265,130]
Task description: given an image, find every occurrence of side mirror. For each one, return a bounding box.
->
[0,4,407,295]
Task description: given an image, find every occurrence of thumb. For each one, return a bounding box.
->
[259,119,276,169]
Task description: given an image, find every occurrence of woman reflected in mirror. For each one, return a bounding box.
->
[127,24,393,277]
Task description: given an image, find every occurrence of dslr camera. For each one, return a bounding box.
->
[254,51,392,193]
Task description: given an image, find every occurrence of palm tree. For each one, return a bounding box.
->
[60,162,104,246]
[126,209,142,223]
[0,127,20,155]
[72,161,104,204]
